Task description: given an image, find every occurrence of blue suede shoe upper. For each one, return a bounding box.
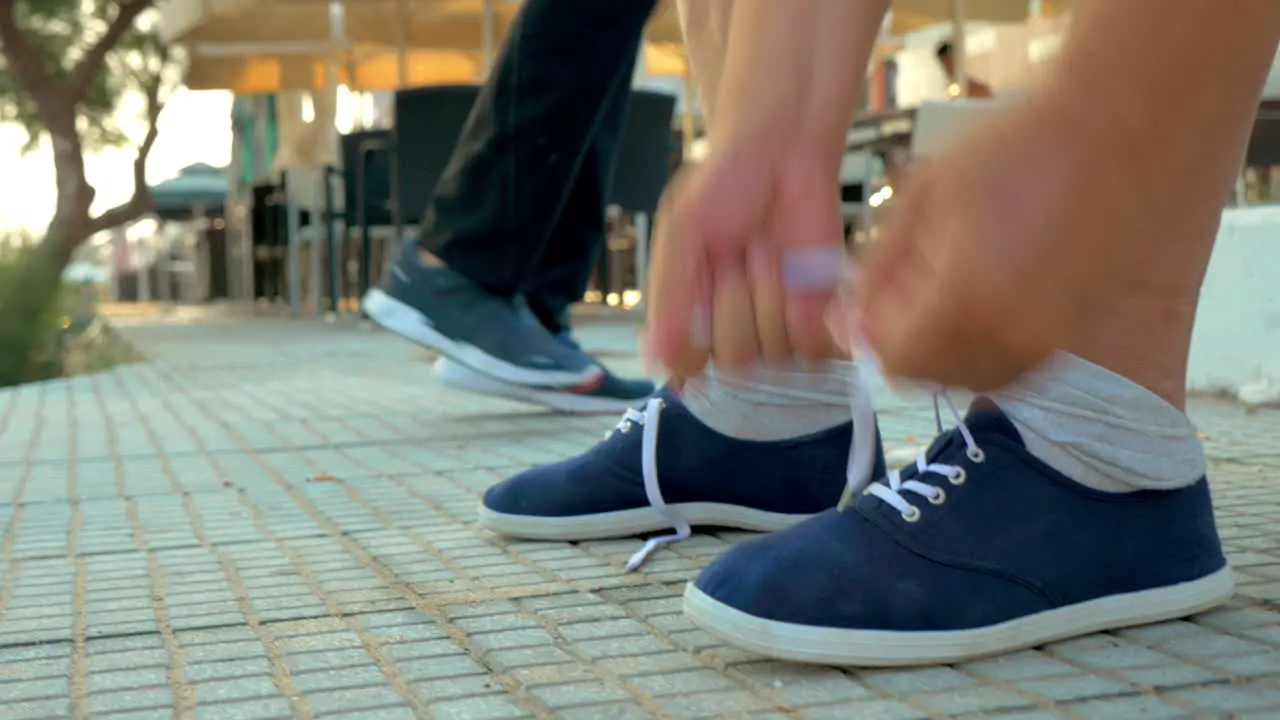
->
[383,244,597,376]
[483,388,886,519]
[693,403,1227,631]
[551,332,654,402]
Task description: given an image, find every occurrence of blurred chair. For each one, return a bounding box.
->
[599,89,677,308]
[393,84,484,228]
[339,128,394,309]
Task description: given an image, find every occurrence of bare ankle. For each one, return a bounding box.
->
[1064,294,1197,411]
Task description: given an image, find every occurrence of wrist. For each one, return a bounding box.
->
[709,113,848,176]
[705,128,846,187]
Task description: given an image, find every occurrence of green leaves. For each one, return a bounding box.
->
[0,0,168,153]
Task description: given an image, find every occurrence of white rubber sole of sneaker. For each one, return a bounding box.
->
[433,358,644,415]
[362,287,601,388]
[477,502,813,541]
[683,564,1235,667]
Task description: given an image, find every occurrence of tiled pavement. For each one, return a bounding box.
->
[1,316,1279,720]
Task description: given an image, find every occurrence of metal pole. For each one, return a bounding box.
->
[482,0,496,76]
[138,236,151,303]
[355,138,391,311]
[396,0,408,86]
[324,166,341,313]
[634,212,650,312]
[240,200,255,302]
[282,170,303,315]
[308,180,323,314]
[952,0,968,98]
[387,133,402,284]
[356,147,373,306]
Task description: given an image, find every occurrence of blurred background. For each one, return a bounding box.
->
[2,0,1279,392]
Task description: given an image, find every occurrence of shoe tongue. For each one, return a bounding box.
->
[907,398,1026,472]
[960,397,1027,448]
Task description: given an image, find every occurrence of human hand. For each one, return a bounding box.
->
[644,142,847,384]
[845,97,1119,392]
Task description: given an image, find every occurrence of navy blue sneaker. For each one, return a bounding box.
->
[683,399,1234,667]
[362,244,602,387]
[479,387,885,568]
[433,349,654,415]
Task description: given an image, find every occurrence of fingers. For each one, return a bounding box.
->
[644,171,705,377]
[711,250,758,371]
[858,227,1052,392]
[662,257,713,381]
[771,171,848,363]
[747,244,790,365]
[859,263,952,384]
[824,258,862,356]
[855,170,929,315]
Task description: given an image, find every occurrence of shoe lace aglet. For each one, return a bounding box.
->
[836,484,856,512]
[625,540,662,572]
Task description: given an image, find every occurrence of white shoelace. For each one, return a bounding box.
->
[608,397,693,571]
[618,370,880,572]
[619,252,987,568]
[617,380,984,570]
[843,387,986,521]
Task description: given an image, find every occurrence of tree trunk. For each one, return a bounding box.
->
[0,0,164,388]
[0,130,94,388]
[43,125,96,265]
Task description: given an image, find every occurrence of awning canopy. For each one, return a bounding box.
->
[185,46,482,92]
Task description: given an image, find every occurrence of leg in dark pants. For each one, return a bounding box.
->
[522,43,640,337]
[364,0,658,409]
[417,0,658,298]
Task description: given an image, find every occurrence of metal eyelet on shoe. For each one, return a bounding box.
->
[967,447,986,463]
[901,506,922,522]
[928,488,947,505]
[949,467,967,485]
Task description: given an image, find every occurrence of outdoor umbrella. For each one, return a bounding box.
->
[159,0,513,49]
[184,45,482,93]
[166,0,697,90]
[150,163,229,221]
[160,0,516,84]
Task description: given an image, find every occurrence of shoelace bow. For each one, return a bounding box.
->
[616,381,985,570]
[619,251,986,568]
[603,398,692,570]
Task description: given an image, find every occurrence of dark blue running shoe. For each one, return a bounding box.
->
[433,357,654,414]
[479,387,885,567]
[683,399,1234,667]
[362,244,602,388]
[433,332,654,414]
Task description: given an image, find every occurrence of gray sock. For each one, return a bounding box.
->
[680,362,859,441]
[989,352,1204,493]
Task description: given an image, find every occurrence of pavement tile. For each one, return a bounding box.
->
[0,319,1274,718]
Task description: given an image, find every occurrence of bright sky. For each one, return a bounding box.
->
[0,87,234,235]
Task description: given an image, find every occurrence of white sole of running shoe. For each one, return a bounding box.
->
[477,502,813,540]
[362,287,601,388]
[433,358,645,415]
[682,564,1236,667]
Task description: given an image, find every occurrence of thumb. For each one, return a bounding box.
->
[645,174,711,378]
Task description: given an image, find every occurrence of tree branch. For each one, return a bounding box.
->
[67,0,154,102]
[84,45,168,238]
[0,0,65,119]
[84,194,152,237]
